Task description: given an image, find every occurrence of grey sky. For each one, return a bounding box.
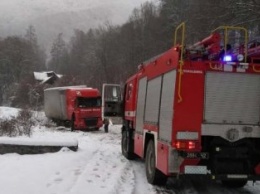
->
[0,0,155,51]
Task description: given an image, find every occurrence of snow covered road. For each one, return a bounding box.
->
[0,125,157,194]
[0,126,259,194]
[1,108,260,194]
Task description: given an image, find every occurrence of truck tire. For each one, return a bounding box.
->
[52,119,61,126]
[121,130,135,160]
[222,180,247,188]
[145,140,167,185]
[64,121,71,128]
[71,115,75,131]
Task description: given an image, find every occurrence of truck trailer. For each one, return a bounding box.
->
[44,86,103,131]
[115,23,260,188]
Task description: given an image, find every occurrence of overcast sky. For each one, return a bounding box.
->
[0,0,155,36]
[0,0,156,51]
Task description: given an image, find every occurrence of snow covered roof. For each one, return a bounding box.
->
[34,71,62,81]
[44,85,88,91]
[34,71,63,84]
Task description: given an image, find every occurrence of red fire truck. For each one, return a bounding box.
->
[44,86,103,131]
[116,23,260,188]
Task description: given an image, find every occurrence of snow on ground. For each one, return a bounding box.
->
[0,127,157,194]
[0,107,156,194]
[1,106,260,194]
[0,106,20,119]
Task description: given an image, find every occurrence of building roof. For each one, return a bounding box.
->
[33,71,63,84]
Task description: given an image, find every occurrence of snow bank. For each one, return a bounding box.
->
[0,106,19,119]
[0,137,78,147]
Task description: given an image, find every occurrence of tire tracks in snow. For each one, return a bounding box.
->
[45,143,101,193]
[109,161,135,194]
[65,128,131,194]
[130,160,158,194]
[44,129,111,194]
[44,127,260,194]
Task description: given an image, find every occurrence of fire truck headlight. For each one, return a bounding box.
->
[223,55,232,62]
[237,54,244,61]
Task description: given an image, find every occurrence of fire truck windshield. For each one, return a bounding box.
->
[77,97,101,108]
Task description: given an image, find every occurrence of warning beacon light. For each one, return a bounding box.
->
[223,55,232,62]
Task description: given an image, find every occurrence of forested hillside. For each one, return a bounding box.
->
[0,0,259,108]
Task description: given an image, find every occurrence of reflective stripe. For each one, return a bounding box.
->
[239,63,249,66]
[176,132,199,140]
[227,174,248,179]
[225,62,249,66]
[237,67,246,73]
[226,62,236,65]
[125,111,136,117]
[237,63,249,72]
[224,62,249,73]
[224,65,233,72]
[184,166,208,174]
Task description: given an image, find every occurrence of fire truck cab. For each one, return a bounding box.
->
[120,23,260,188]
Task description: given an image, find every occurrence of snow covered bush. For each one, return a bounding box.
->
[41,118,56,128]
[0,118,17,137]
[16,109,35,136]
[0,109,35,137]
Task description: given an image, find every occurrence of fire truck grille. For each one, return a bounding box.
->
[84,118,98,127]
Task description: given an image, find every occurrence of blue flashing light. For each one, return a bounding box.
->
[223,55,232,62]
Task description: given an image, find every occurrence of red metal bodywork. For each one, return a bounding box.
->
[157,142,169,175]
[44,87,103,130]
[134,133,143,157]
[124,76,137,122]
[66,88,103,130]
[119,24,260,184]
[193,32,221,47]
[123,44,260,178]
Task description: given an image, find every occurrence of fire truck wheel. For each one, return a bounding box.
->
[222,180,247,188]
[71,115,75,132]
[145,140,167,185]
[121,130,135,160]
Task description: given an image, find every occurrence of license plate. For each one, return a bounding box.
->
[183,152,209,159]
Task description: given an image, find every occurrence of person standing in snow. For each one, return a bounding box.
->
[103,118,109,133]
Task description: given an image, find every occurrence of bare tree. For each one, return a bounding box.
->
[49,33,69,73]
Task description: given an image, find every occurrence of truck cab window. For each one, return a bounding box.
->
[77,97,101,108]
